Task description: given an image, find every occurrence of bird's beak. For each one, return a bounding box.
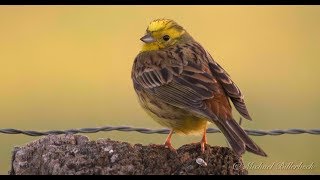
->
[140,33,156,43]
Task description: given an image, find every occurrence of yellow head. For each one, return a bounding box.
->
[140,19,192,52]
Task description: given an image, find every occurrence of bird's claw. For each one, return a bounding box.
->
[201,142,206,154]
[164,142,177,153]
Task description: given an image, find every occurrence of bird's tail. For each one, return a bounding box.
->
[214,118,267,157]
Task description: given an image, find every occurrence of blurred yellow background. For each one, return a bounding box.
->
[0,5,319,175]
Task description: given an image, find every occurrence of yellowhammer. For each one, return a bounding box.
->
[131,18,267,157]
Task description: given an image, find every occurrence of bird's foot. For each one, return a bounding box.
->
[164,141,177,153]
[200,130,208,154]
[200,141,207,154]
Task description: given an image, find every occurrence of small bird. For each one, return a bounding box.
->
[131,18,267,157]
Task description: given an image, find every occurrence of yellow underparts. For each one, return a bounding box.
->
[173,117,209,135]
[146,110,209,135]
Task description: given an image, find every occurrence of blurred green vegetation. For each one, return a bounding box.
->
[0,6,319,174]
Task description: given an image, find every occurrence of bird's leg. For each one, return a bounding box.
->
[200,125,208,153]
[164,130,176,152]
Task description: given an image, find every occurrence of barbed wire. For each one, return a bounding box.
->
[0,126,320,137]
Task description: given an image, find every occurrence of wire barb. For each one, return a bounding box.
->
[0,126,320,137]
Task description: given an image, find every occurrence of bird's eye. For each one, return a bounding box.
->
[163,35,170,41]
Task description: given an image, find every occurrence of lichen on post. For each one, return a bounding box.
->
[9,134,247,175]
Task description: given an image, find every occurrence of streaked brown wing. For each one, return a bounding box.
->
[132,44,221,120]
[208,60,252,120]
[132,41,251,121]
